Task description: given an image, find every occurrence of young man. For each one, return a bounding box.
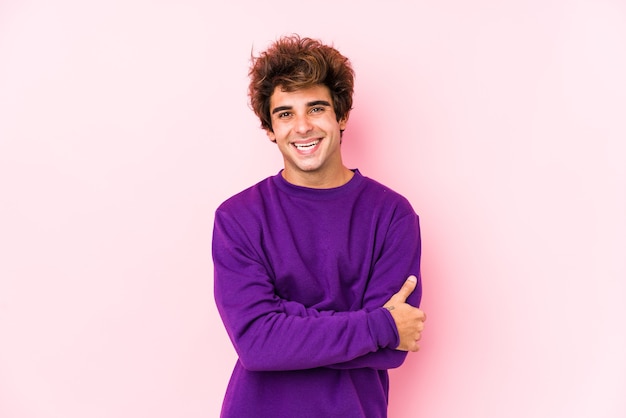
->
[212,35,426,418]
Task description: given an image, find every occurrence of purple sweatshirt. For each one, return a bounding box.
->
[212,169,421,418]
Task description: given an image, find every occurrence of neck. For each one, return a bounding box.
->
[282,166,354,189]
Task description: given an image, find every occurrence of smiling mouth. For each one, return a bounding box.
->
[293,140,320,150]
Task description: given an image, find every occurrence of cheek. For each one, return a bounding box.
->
[273,126,291,141]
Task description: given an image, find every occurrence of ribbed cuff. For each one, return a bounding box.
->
[366,307,399,349]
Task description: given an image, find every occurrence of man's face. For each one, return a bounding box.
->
[267,84,348,187]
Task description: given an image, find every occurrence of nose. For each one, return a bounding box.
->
[294,113,313,135]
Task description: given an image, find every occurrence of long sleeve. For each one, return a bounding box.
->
[213,208,400,372]
[329,211,421,369]
[279,210,422,370]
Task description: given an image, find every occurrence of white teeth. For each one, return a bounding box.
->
[294,140,319,150]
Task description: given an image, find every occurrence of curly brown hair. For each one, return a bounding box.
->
[248,35,355,132]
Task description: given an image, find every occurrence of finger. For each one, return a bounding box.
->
[415,309,427,321]
[394,275,418,302]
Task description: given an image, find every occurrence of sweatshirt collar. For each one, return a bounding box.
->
[272,169,364,200]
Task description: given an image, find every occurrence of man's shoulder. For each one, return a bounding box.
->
[216,175,276,213]
[359,174,412,205]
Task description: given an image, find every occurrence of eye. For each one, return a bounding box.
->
[277,111,292,119]
[310,106,325,114]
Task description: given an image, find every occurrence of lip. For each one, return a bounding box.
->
[291,138,322,154]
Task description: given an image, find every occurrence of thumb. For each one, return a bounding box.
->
[394,275,418,303]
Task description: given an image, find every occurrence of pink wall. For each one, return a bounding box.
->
[1,0,625,417]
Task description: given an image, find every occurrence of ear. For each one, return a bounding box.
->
[339,113,349,131]
[266,128,277,143]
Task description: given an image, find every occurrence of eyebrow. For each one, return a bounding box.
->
[307,100,331,108]
[271,100,332,115]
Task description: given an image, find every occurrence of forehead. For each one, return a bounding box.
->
[270,84,332,107]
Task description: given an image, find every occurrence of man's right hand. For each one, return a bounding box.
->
[383,275,427,352]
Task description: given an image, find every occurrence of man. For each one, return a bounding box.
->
[212,35,426,418]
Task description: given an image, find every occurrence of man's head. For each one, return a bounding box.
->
[248,35,355,133]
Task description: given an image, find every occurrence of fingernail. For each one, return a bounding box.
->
[408,275,417,283]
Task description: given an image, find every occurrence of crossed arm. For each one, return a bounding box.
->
[279,276,426,370]
[213,209,426,372]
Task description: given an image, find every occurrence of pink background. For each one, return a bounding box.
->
[1,0,625,417]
